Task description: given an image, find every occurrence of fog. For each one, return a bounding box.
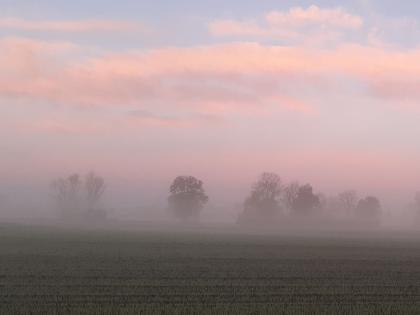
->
[0,168,419,235]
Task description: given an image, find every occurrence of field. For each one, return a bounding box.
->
[2,224,420,314]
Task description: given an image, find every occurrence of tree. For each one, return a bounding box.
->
[85,172,106,210]
[338,190,358,216]
[291,184,321,215]
[355,196,381,224]
[239,172,283,224]
[84,172,107,222]
[317,193,328,212]
[168,176,208,221]
[51,174,82,218]
[283,181,300,212]
[51,172,107,222]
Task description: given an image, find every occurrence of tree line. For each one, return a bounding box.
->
[50,172,418,226]
[237,173,381,226]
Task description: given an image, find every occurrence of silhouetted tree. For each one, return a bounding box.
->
[317,193,328,212]
[292,184,321,215]
[84,172,107,222]
[85,172,106,209]
[51,172,107,222]
[51,174,82,219]
[283,181,300,212]
[168,176,208,221]
[239,172,283,224]
[355,196,381,224]
[338,190,358,216]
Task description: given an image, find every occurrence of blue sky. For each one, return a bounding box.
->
[3,1,420,20]
[2,0,420,48]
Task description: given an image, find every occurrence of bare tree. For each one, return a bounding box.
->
[168,176,209,221]
[338,190,358,216]
[51,174,82,218]
[85,172,106,210]
[251,172,282,201]
[51,172,107,222]
[283,181,300,212]
[239,172,283,224]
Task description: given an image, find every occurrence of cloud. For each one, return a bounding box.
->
[209,5,363,44]
[266,5,363,29]
[0,38,313,115]
[0,17,145,33]
[128,110,223,127]
[367,16,420,48]
[22,119,108,135]
[209,19,298,40]
[1,35,420,119]
[368,76,420,106]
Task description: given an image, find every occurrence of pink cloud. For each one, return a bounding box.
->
[127,110,223,128]
[368,77,420,107]
[1,37,420,118]
[23,119,107,135]
[0,39,313,115]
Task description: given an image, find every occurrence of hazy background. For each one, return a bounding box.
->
[1,0,420,224]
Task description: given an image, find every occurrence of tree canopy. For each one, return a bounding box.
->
[168,176,208,221]
[291,184,321,215]
[239,172,283,224]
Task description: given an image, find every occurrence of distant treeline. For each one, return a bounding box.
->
[48,172,420,226]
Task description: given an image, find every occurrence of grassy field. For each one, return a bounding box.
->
[2,224,420,314]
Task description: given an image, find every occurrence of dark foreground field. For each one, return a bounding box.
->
[2,224,420,314]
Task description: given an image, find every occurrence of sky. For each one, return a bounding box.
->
[1,0,420,218]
